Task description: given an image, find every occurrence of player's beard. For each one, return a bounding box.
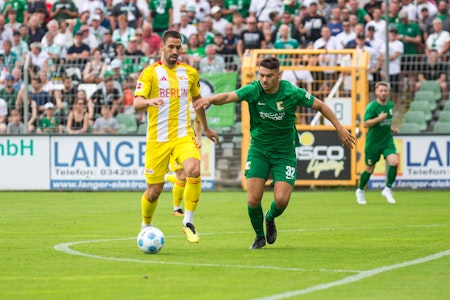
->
[167,54,178,66]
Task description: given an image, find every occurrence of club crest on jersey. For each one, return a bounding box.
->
[389,109,393,115]
[276,101,284,111]
[136,82,143,92]
[178,76,188,81]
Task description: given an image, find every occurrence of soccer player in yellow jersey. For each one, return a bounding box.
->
[134,30,219,243]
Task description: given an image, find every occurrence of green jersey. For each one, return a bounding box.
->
[2,0,27,23]
[364,100,395,153]
[235,80,314,153]
[396,21,421,54]
[149,0,173,30]
[40,116,59,133]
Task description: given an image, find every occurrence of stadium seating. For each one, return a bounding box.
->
[137,123,147,134]
[438,111,450,123]
[432,121,450,133]
[409,101,432,121]
[398,123,421,134]
[413,90,437,110]
[117,123,128,134]
[116,113,137,133]
[418,81,442,102]
[403,111,427,131]
[443,101,450,111]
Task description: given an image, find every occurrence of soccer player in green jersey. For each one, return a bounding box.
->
[193,57,355,249]
[356,81,398,205]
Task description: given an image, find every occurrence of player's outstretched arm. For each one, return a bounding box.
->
[311,97,356,149]
[193,92,239,110]
[193,94,220,144]
[133,96,164,111]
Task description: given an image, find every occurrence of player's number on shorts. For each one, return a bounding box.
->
[285,166,295,180]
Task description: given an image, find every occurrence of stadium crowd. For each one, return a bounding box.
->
[0,0,448,134]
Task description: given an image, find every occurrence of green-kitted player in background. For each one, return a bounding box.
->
[194,57,355,249]
[356,81,398,205]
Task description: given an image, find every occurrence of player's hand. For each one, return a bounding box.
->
[391,127,398,134]
[337,128,355,149]
[378,112,387,121]
[147,98,164,107]
[193,98,210,110]
[205,128,219,145]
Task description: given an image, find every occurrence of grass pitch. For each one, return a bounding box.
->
[0,190,449,300]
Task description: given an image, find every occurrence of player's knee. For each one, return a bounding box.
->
[146,186,163,201]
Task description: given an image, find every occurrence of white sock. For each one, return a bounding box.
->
[183,210,195,226]
[174,206,181,211]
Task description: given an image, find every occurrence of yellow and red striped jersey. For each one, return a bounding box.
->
[134,61,201,142]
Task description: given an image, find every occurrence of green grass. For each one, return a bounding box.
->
[0,190,449,300]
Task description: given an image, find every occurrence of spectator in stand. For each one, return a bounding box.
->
[199,44,225,74]
[16,86,38,133]
[210,6,230,36]
[185,6,199,27]
[66,30,90,82]
[314,25,342,89]
[27,15,45,45]
[6,108,25,134]
[382,0,400,27]
[386,26,404,106]
[249,0,283,25]
[42,32,62,67]
[66,98,89,134]
[317,0,332,20]
[336,21,356,49]
[344,24,370,49]
[29,76,51,115]
[122,35,145,78]
[27,0,48,17]
[221,0,239,22]
[214,31,235,71]
[274,24,300,52]
[401,0,418,23]
[0,98,7,134]
[365,7,386,42]
[148,0,173,36]
[364,0,382,19]
[419,7,433,42]
[0,74,18,114]
[37,102,62,134]
[89,14,109,45]
[425,18,450,59]
[181,0,211,22]
[186,33,205,65]
[38,70,54,93]
[300,2,328,44]
[11,66,23,91]
[97,68,124,100]
[397,10,422,93]
[11,30,28,63]
[29,42,49,77]
[435,1,450,33]
[348,0,371,25]
[231,11,247,36]
[284,0,300,16]
[58,76,77,110]
[112,14,135,49]
[92,104,118,134]
[97,31,116,64]
[50,0,78,22]
[133,28,150,57]
[415,49,448,99]
[222,23,238,54]
[271,11,302,45]
[417,0,437,22]
[57,19,74,49]
[328,8,343,37]
[82,48,106,84]
[1,39,18,73]
[18,23,28,44]
[43,20,67,51]
[4,9,22,32]
[142,23,161,56]
[88,76,122,120]
[94,8,110,30]
[365,25,385,88]
[79,24,98,50]
[2,0,28,24]
[109,0,142,31]
[179,12,197,41]
[237,16,265,59]
[0,15,13,48]
[78,0,104,22]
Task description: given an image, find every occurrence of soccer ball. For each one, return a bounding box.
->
[137,227,165,254]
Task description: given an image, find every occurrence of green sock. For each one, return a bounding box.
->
[248,204,264,237]
[265,201,285,222]
[358,171,372,189]
[386,165,397,188]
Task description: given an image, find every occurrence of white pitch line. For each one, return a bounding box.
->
[252,250,450,300]
[54,238,360,273]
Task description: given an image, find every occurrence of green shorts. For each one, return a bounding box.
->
[365,140,397,166]
[245,146,297,186]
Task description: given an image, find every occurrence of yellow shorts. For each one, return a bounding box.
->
[144,135,200,184]
[169,155,184,173]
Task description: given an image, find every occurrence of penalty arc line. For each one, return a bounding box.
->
[252,249,450,300]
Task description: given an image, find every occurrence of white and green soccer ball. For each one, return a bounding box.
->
[137,227,165,254]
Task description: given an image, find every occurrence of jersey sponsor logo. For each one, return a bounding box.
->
[245,161,251,170]
[144,168,154,175]
[257,102,266,105]
[259,111,285,120]
[135,82,143,92]
[159,87,188,98]
[276,101,284,111]
[305,92,312,99]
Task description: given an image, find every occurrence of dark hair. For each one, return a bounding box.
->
[259,57,280,70]
[162,30,182,43]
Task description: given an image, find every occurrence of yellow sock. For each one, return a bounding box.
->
[184,177,201,212]
[173,180,186,208]
[141,192,158,226]
[165,174,176,184]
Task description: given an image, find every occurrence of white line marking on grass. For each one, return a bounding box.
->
[252,250,450,300]
[54,238,360,273]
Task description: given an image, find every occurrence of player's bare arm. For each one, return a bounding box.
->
[192,94,220,144]
[133,96,164,112]
[193,92,239,110]
[312,97,356,149]
[363,112,387,128]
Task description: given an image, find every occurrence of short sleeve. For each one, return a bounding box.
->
[134,68,152,99]
[190,68,201,98]
[235,82,259,103]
